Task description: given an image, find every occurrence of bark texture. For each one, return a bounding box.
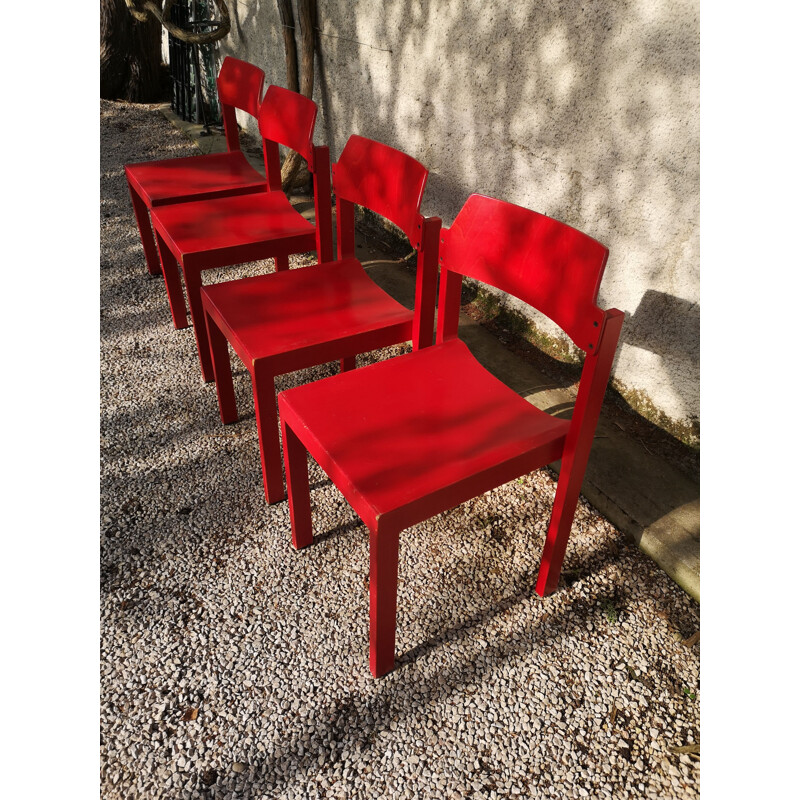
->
[280,0,318,190]
[101,0,166,102]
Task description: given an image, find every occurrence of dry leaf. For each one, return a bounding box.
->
[182,707,198,721]
[682,631,700,648]
[669,743,700,755]
[201,769,217,786]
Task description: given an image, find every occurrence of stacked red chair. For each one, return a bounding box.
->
[201,134,441,505]
[125,57,267,278]
[277,193,624,677]
[149,85,334,382]
[124,65,625,680]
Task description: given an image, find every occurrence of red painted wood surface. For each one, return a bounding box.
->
[148,88,334,382]
[438,194,609,353]
[202,259,414,372]
[332,134,428,244]
[151,191,315,271]
[200,135,440,505]
[280,338,569,529]
[258,85,317,168]
[216,56,265,151]
[124,57,267,276]
[126,152,266,208]
[279,193,623,677]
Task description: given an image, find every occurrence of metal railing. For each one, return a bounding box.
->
[168,1,221,131]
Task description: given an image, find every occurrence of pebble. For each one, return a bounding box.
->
[100,99,700,800]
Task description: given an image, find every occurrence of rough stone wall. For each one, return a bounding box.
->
[217,0,700,443]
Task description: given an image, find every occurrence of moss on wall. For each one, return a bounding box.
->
[465,286,700,450]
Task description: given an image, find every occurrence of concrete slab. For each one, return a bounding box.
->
[157,106,700,602]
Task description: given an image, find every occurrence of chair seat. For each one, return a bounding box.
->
[279,338,570,529]
[202,259,414,371]
[151,190,316,265]
[125,151,266,207]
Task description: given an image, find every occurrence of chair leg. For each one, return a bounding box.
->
[340,355,356,372]
[535,311,624,597]
[282,419,313,549]
[205,310,238,424]
[369,522,401,678]
[275,254,290,272]
[182,267,214,383]
[252,365,286,504]
[127,184,161,276]
[154,233,189,329]
[535,470,586,598]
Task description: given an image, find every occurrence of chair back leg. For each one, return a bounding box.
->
[182,268,215,382]
[369,522,402,678]
[127,184,161,276]
[282,419,314,549]
[205,310,239,424]
[252,365,286,504]
[535,310,625,596]
[155,232,189,329]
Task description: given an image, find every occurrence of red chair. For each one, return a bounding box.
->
[125,57,267,277]
[201,134,441,505]
[278,194,624,677]
[150,85,334,382]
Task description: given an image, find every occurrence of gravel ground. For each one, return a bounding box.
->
[100,99,700,800]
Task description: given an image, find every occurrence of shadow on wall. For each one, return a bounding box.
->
[625,290,700,388]
[620,289,700,436]
[308,0,699,429]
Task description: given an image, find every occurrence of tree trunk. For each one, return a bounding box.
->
[101,0,166,102]
[281,0,318,189]
[276,0,299,93]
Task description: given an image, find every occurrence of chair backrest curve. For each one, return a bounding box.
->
[440,194,609,353]
[332,135,428,244]
[258,85,317,166]
[216,57,265,151]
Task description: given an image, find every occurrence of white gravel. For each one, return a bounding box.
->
[100,99,700,799]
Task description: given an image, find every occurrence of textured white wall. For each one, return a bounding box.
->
[218,0,700,440]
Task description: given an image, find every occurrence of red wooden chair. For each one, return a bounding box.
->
[125,57,267,277]
[149,85,334,382]
[278,193,624,677]
[201,134,441,505]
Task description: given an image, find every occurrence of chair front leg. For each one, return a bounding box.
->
[340,355,356,372]
[154,232,189,329]
[182,266,214,382]
[205,309,238,424]
[369,522,402,678]
[127,184,161,276]
[275,254,290,272]
[252,364,286,504]
[281,418,313,549]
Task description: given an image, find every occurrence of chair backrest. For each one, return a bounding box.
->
[332,135,429,255]
[258,85,318,171]
[437,194,610,354]
[255,85,333,262]
[332,135,440,349]
[216,57,266,152]
[437,194,624,501]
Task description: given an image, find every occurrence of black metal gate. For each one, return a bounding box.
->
[168,1,221,129]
